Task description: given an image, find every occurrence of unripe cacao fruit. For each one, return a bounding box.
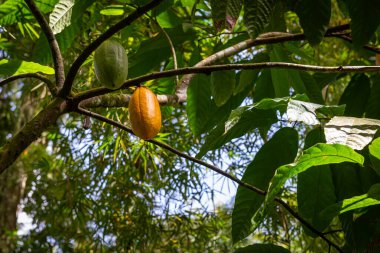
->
[129,86,162,140]
[93,39,128,89]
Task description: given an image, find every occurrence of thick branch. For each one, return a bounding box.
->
[0,98,68,173]
[60,0,165,98]
[72,62,380,103]
[75,106,343,253]
[24,0,65,90]
[80,94,180,108]
[0,73,56,95]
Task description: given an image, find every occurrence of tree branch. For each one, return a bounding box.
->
[0,73,56,95]
[80,93,180,108]
[24,0,65,91]
[59,0,166,98]
[0,98,68,173]
[75,105,343,253]
[72,62,380,103]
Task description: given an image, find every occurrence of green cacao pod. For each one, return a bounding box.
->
[93,39,128,89]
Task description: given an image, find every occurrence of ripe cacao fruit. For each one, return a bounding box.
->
[129,86,162,140]
[93,39,128,89]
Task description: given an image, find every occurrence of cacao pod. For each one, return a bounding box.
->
[93,39,128,89]
[129,86,162,140]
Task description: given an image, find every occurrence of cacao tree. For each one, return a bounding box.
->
[1,0,380,252]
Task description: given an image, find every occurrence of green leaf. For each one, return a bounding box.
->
[369,137,380,176]
[270,45,305,97]
[366,74,380,120]
[211,70,236,107]
[234,243,291,253]
[197,108,276,158]
[186,74,213,136]
[339,74,371,117]
[156,10,183,28]
[344,0,380,48]
[299,72,324,104]
[253,69,274,102]
[232,128,298,243]
[295,0,331,45]
[49,0,75,34]
[244,0,275,39]
[234,52,269,95]
[100,5,124,16]
[128,27,194,77]
[297,128,336,237]
[319,184,380,223]
[266,143,364,205]
[0,59,55,76]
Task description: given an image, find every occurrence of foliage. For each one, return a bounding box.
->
[1,0,380,252]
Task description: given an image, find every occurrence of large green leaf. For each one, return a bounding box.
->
[299,72,324,104]
[366,74,380,120]
[234,243,291,253]
[243,0,275,39]
[319,184,380,223]
[211,70,236,107]
[128,27,194,77]
[344,0,380,48]
[297,128,336,237]
[253,69,274,102]
[265,143,364,205]
[339,74,371,117]
[369,137,380,176]
[295,0,331,45]
[196,108,277,158]
[186,74,213,136]
[270,45,305,97]
[0,59,55,76]
[232,128,298,243]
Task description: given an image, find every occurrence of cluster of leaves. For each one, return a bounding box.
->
[1,0,380,252]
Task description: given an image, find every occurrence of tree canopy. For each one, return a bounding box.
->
[1,0,380,252]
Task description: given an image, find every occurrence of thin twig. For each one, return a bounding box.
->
[0,73,56,95]
[72,62,380,103]
[24,0,65,91]
[155,21,179,86]
[60,0,166,98]
[74,105,343,253]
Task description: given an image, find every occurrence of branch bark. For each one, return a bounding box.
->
[0,98,68,173]
[24,0,65,90]
[73,62,380,104]
[59,0,166,97]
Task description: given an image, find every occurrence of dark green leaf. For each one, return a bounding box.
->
[232,128,298,243]
[266,143,364,205]
[270,45,305,97]
[319,184,380,223]
[295,0,331,45]
[234,243,291,253]
[197,108,277,158]
[254,69,275,102]
[297,128,336,237]
[366,74,380,120]
[339,74,371,117]
[344,0,380,48]
[369,137,380,176]
[211,70,236,107]
[186,74,213,136]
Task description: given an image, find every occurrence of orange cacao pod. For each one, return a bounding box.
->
[129,86,162,140]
